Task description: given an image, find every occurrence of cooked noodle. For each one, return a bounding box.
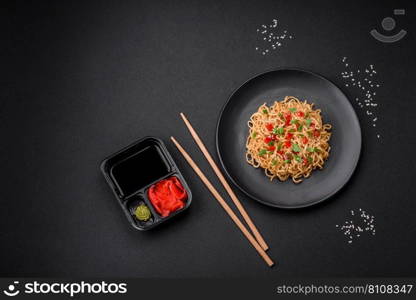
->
[246,96,332,183]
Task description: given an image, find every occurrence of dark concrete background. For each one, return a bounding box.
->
[1,0,415,277]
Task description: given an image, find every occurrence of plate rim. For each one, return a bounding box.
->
[215,68,362,209]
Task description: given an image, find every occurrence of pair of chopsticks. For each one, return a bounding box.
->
[171,113,274,267]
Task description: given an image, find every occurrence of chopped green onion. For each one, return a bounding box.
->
[307,157,313,163]
[288,107,297,112]
[252,132,257,138]
[306,118,312,127]
[307,147,314,152]
[292,143,301,152]
[276,143,282,151]
[274,127,284,135]
[258,149,267,156]
[272,159,277,166]
[297,125,303,132]
[284,159,291,163]
[294,155,301,162]
[262,109,268,114]
[268,141,275,146]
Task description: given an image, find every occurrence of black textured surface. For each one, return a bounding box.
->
[217,69,361,208]
[1,0,416,277]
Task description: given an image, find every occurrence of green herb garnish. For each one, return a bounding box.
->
[272,159,277,166]
[268,141,275,146]
[274,127,284,135]
[288,107,297,112]
[307,157,313,163]
[294,155,301,162]
[297,125,303,132]
[306,147,315,152]
[276,143,282,151]
[289,129,296,133]
[292,143,301,152]
[252,132,257,138]
[305,118,312,128]
[284,159,291,163]
[262,109,268,114]
[258,149,267,156]
[290,119,299,124]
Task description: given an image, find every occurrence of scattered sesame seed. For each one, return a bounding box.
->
[255,18,294,56]
[336,209,376,244]
[340,57,381,139]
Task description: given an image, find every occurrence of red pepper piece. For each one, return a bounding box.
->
[284,141,291,148]
[296,111,305,117]
[285,133,294,140]
[265,123,274,131]
[313,130,320,137]
[267,145,276,152]
[284,113,292,126]
[264,136,273,144]
[302,136,309,144]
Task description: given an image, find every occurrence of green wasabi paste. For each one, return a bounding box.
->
[134,204,151,221]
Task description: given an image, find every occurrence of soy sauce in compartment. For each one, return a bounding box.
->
[110,145,170,198]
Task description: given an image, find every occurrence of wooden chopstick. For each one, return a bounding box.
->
[170,137,274,267]
[179,113,269,251]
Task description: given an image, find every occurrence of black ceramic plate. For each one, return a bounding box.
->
[216,69,361,208]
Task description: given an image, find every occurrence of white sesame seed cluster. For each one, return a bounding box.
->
[255,19,293,55]
[336,208,376,244]
[340,57,381,139]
